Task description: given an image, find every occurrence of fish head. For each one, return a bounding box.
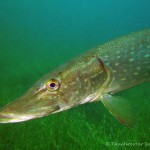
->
[0,64,91,123]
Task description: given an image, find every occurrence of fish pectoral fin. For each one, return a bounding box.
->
[101,94,135,128]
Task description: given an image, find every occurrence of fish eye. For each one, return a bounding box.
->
[46,79,60,91]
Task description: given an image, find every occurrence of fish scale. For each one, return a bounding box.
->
[89,29,150,93]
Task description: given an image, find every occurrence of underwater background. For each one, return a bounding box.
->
[0,0,150,149]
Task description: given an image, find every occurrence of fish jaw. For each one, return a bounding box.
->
[0,112,35,123]
[0,101,59,123]
[0,85,61,123]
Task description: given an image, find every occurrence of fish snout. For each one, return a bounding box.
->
[0,100,59,123]
[0,110,34,123]
[0,88,60,123]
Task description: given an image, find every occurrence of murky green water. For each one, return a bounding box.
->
[0,1,150,149]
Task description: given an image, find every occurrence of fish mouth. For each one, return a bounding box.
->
[0,106,58,123]
[0,98,59,123]
[0,87,60,123]
[0,112,35,123]
[0,99,59,123]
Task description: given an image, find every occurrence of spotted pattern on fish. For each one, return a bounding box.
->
[88,29,150,93]
[56,28,150,99]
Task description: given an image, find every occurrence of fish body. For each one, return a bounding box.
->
[0,29,150,126]
[95,29,150,93]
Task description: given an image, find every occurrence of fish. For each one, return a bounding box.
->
[0,28,150,127]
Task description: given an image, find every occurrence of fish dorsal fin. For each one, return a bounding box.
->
[101,94,135,128]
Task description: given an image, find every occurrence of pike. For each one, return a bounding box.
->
[0,29,150,127]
